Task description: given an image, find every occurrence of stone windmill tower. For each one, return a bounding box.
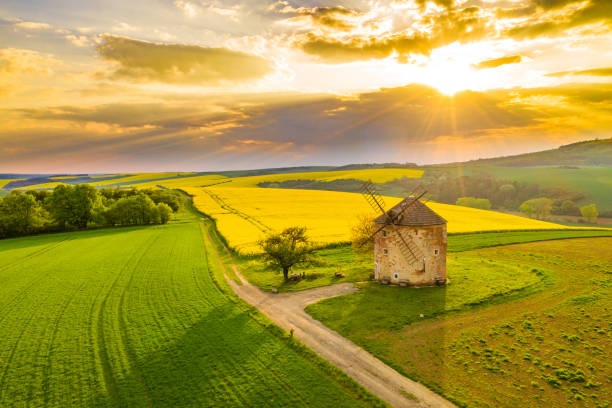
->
[360,182,447,287]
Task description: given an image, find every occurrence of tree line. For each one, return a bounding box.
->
[0,185,181,239]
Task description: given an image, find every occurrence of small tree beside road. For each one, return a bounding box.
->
[258,227,317,281]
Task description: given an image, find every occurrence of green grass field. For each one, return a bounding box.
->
[0,205,383,407]
[238,229,612,292]
[438,166,612,211]
[306,238,612,407]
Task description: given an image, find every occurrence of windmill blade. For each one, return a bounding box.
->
[360,180,386,215]
[390,224,423,267]
[357,189,427,247]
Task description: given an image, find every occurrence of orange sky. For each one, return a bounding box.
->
[1,0,611,172]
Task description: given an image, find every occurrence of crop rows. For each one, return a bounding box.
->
[0,208,381,407]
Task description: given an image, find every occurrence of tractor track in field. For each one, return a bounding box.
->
[201,188,272,234]
[94,234,158,407]
[41,281,87,405]
[201,223,312,406]
[200,217,455,408]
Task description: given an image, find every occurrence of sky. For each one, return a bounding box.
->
[0,0,611,173]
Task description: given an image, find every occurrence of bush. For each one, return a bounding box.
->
[580,204,598,223]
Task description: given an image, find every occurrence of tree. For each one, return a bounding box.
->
[46,184,101,229]
[519,200,536,218]
[157,203,172,224]
[0,191,47,237]
[520,198,552,219]
[560,200,579,216]
[258,227,317,281]
[580,204,598,223]
[350,213,376,255]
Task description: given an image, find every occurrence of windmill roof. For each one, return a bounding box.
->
[374,197,447,227]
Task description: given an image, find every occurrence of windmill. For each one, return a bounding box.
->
[359,181,447,286]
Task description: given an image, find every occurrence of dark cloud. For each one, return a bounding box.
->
[96,35,273,84]
[298,7,488,63]
[547,67,612,77]
[270,2,361,31]
[18,103,246,129]
[505,0,612,39]
[473,55,522,69]
[6,83,612,171]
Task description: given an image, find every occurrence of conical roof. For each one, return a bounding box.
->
[374,197,446,226]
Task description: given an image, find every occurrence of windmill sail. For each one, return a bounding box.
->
[360,181,386,214]
[390,225,423,267]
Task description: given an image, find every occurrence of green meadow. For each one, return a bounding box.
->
[238,229,612,293]
[306,238,612,407]
[0,205,383,407]
[441,166,612,211]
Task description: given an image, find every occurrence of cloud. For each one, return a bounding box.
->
[174,0,198,17]
[0,48,61,75]
[546,67,612,77]
[297,6,489,63]
[4,83,612,171]
[96,35,273,85]
[14,21,53,30]
[505,0,612,39]
[272,2,361,31]
[473,55,522,69]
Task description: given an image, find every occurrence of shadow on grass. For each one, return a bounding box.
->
[90,302,375,408]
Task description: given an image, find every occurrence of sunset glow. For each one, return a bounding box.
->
[1,0,611,172]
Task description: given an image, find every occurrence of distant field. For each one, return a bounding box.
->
[448,229,612,252]
[307,238,612,407]
[16,182,70,190]
[83,172,198,187]
[206,168,423,189]
[0,179,23,189]
[0,207,382,407]
[187,187,568,253]
[439,166,612,210]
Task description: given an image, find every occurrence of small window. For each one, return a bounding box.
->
[434,249,439,256]
[383,248,388,255]
[394,273,399,280]
[382,230,387,237]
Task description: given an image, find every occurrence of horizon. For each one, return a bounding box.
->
[0,136,608,175]
[1,0,611,172]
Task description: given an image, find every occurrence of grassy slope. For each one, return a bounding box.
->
[438,166,612,211]
[0,206,384,407]
[455,138,612,167]
[306,238,612,407]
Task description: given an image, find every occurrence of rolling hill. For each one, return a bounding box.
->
[454,138,612,167]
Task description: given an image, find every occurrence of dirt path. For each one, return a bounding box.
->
[226,270,456,408]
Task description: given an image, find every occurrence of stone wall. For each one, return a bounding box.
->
[374,224,447,286]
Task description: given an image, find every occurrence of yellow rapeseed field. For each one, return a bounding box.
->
[91,172,198,187]
[186,186,566,253]
[0,179,24,189]
[17,182,71,190]
[211,168,423,188]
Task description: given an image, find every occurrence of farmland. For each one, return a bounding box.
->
[437,165,612,212]
[0,205,383,407]
[238,229,612,292]
[186,186,570,253]
[306,238,612,408]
